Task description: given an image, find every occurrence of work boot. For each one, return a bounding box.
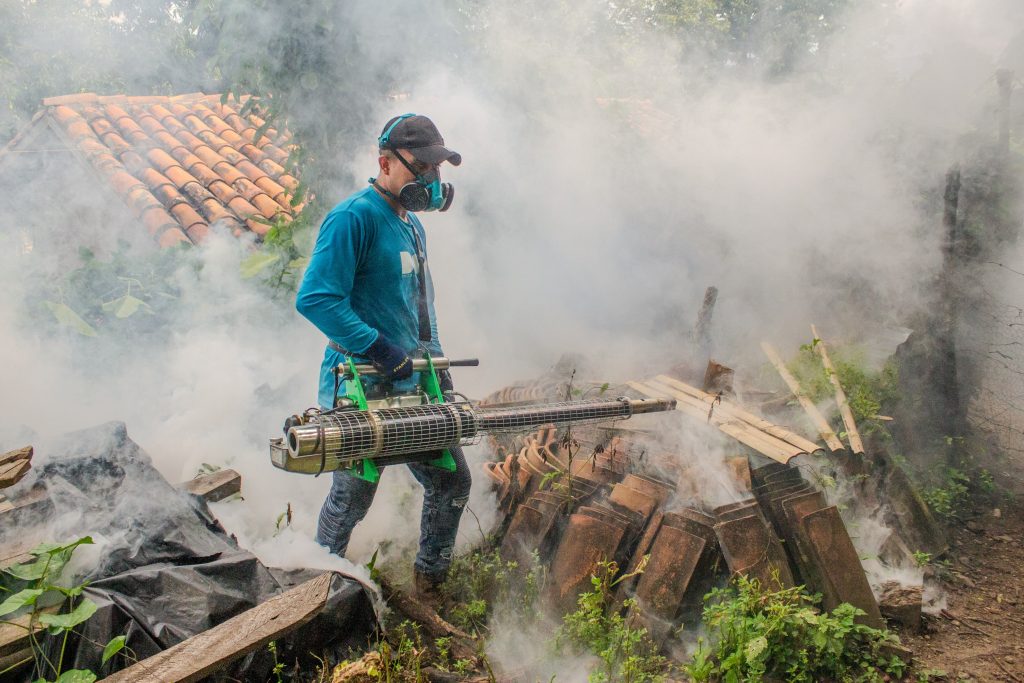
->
[413,569,446,612]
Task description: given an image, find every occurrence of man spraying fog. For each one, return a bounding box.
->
[295,114,471,599]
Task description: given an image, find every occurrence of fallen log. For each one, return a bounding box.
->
[100,572,333,683]
[377,576,477,663]
[761,342,845,453]
[810,325,864,454]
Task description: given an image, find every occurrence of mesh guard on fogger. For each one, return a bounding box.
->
[270,397,675,475]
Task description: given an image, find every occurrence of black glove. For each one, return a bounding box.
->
[438,369,453,393]
[364,335,413,381]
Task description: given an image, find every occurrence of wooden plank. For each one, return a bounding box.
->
[0,446,32,468]
[0,606,60,658]
[100,572,333,683]
[653,375,824,455]
[0,486,52,525]
[628,381,796,464]
[810,325,865,455]
[0,460,31,489]
[642,379,803,461]
[178,469,241,503]
[760,342,845,453]
[0,446,32,490]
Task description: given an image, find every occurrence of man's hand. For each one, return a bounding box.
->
[365,335,414,380]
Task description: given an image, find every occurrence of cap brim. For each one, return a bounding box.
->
[410,145,462,167]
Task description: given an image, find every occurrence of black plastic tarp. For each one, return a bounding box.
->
[1,422,379,682]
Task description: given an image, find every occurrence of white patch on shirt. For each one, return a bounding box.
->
[400,251,418,275]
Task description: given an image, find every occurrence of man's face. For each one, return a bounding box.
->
[380,149,439,190]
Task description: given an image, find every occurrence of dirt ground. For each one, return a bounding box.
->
[901,495,1024,682]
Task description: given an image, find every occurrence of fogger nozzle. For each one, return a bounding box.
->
[270,397,675,475]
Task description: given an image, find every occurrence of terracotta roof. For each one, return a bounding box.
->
[28,92,302,248]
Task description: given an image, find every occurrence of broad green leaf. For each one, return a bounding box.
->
[39,598,98,629]
[744,635,768,661]
[55,670,97,683]
[101,294,153,319]
[44,301,98,337]
[0,588,43,616]
[239,252,280,279]
[287,257,310,271]
[30,537,93,557]
[4,556,56,581]
[102,635,126,664]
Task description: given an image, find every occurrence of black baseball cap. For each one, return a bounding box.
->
[379,114,462,166]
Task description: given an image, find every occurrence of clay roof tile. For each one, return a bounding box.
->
[164,165,198,188]
[207,179,238,204]
[234,158,265,181]
[89,117,115,137]
[158,226,192,248]
[247,191,284,219]
[101,131,133,156]
[257,158,285,177]
[153,130,183,151]
[169,147,204,172]
[189,162,221,188]
[277,174,300,192]
[254,176,288,205]
[170,203,205,231]
[40,92,300,249]
[261,143,289,165]
[146,148,179,173]
[213,161,245,185]
[193,144,226,169]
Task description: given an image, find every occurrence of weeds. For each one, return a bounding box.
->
[0,536,127,682]
[685,575,906,683]
[555,560,671,683]
[440,549,544,634]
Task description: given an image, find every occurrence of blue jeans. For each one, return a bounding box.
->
[316,447,472,580]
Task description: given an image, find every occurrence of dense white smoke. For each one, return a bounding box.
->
[0,0,1022,634]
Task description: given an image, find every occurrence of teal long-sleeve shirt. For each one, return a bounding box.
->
[296,186,443,407]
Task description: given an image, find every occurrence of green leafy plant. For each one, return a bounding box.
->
[0,536,127,682]
[440,548,545,635]
[921,466,971,521]
[685,575,906,683]
[555,559,671,683]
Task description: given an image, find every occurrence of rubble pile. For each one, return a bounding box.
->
[481,371,891,652]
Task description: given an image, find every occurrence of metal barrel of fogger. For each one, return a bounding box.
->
[283,396,675,473]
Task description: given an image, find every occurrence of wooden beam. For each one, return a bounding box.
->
[0,447,32,490]
[100,572,333,683]
[628,381,797,464]
[810,326,864,455]
[760,342,845,453]
[178,469,241,503]
[0,606,59,659]
[653,374,824,455]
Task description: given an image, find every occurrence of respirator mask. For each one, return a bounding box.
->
[370,113,458,213]
[389,151,454,213]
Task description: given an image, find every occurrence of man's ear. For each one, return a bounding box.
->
[378,154,390,176]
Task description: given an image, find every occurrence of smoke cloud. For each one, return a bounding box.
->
[1,0,1022,655]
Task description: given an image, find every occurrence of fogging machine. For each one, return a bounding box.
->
[269,354,676,483]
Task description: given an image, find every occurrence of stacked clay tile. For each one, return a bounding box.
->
[483,423,886,650]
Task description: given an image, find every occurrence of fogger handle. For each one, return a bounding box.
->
[341,357,479,378]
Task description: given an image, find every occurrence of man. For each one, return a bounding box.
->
[295,114,471,597]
